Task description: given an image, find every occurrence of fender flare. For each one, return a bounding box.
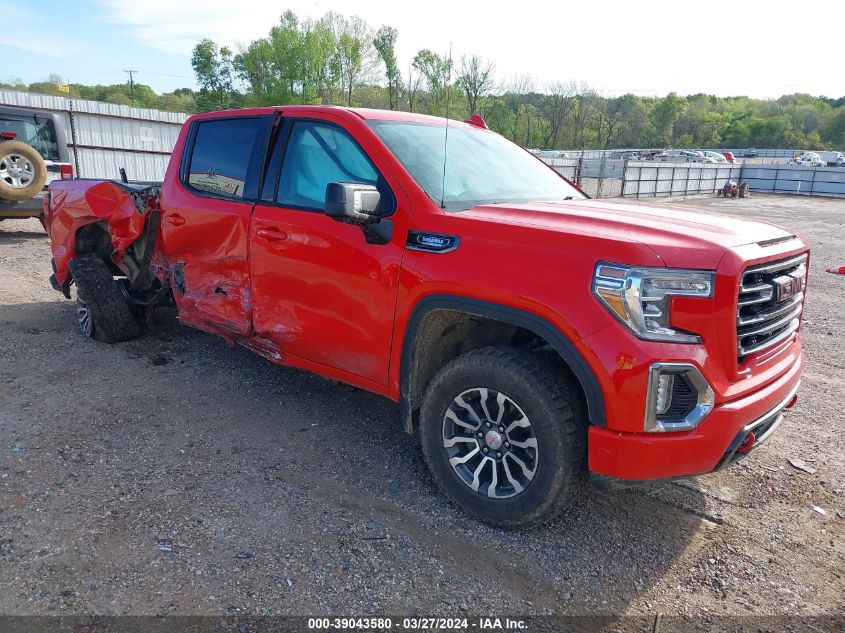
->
[399,294,606,432]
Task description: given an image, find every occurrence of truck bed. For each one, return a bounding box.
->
[45,179,162,296]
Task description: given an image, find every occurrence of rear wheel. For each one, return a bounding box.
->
[68,254,141,343]
[0,140,47,203]
[739,182,750,198]
[419,346,587,527]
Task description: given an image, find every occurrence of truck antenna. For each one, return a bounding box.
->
[440,43,453,210]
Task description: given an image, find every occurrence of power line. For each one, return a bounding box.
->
[117,69,193,80]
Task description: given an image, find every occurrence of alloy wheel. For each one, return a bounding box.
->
[442,387,538,499]
[77,299,94,338]
[0,153,35,189]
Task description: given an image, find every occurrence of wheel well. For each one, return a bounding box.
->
[74,222,114,265]
[402,307,591,434]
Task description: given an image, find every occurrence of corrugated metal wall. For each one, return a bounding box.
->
[741,164,845,195]
[622,162,743,197]
[0,89,187,182]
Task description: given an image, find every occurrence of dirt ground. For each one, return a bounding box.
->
[0,194,843,621]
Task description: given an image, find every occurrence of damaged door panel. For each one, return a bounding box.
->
[249,114,411,386]
[158,114,271,338]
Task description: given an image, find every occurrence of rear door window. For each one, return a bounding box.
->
[186,117,265,200]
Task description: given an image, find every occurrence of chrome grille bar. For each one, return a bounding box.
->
[737,253,808,359]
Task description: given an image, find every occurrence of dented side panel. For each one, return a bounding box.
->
[248,112,414,387]
[158,182,254,338]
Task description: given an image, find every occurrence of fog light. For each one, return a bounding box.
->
[645,363,714,433]
[655,374,675,415]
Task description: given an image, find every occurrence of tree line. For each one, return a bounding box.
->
[4,10,845,150]
[186,10,845,150]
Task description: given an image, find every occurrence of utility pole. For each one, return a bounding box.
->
[124,69,138,96]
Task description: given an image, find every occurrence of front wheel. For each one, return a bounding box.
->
[419,347,587,527]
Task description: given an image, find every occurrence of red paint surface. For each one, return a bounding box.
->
[45,105,809,481]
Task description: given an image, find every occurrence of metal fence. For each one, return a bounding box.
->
[544,148,804,160]
[740,164,845,196]
[545,156,626,197]
[622,162,742,197]
[543,154,845,199]
[0,89,187,182]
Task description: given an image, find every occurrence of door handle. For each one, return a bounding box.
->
[256,227,288,241]
[165,213,185,226]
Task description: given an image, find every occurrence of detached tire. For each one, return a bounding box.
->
[0,140,47,203]
[419,346,587,527]
[69,255,141,343]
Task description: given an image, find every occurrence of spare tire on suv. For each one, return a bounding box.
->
[0,140,48,203]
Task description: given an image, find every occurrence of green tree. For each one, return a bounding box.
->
[651,92,687,145]
[191,38,236,109]
[412,49,452,113]
[373,26,400,110]
[457,55,495,116]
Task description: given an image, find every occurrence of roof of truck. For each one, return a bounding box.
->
[187,105,477,129]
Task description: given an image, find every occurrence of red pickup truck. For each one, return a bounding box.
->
[43,106,808,527]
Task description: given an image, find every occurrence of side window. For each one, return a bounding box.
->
[277,121,378,210]
[186,118,262,200]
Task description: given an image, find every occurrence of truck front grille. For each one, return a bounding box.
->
[737,254,807,359]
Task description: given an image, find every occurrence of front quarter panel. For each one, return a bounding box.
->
[389,207,666,410]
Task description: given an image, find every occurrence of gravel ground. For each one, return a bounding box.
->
[0,194,843,619]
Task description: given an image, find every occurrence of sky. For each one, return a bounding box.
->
[2,1,842,100]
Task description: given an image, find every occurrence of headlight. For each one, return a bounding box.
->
[592,263,714,343]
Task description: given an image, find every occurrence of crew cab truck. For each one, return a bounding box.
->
[43,106,808,527]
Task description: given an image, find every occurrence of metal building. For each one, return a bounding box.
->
[0,89,188,182]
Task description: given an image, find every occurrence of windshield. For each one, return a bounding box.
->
[368,121,585,211]
[0,115,60,161]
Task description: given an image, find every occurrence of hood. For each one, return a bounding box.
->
[461,199,794,268]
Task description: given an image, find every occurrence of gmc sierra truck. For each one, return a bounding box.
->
[43,106,808,527]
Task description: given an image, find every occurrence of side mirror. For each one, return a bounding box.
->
[324,182,381,225]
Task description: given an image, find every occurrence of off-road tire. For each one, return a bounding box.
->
[739,182,750,198]
[419,346,587,527]
[68,254,141,343]
[0,140,47,203]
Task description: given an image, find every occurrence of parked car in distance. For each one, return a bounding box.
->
[699,151,728,163]
[608,150,640,160]
[743,148,758,158]
[43,106,808,527]
[0,105,74,222]
[534,149,570,159]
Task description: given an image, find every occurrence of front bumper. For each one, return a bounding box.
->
[587,348,803,480]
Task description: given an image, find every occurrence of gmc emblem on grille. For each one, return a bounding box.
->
[772,274,802,302]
